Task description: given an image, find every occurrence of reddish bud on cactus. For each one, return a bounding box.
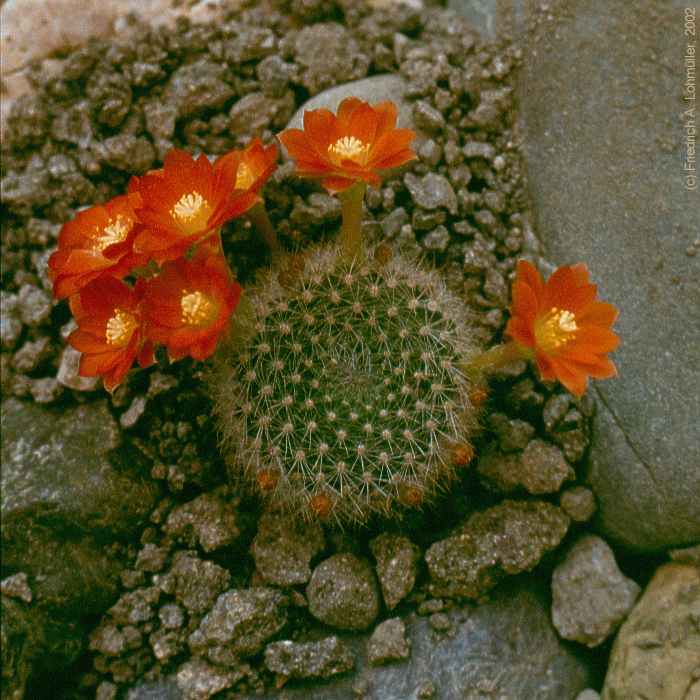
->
[453,444,475,467]
[374,243,393,266]
[399,484,423,508]
[309,493,333,519]
[256,468,279,493]
[469,386,489,407]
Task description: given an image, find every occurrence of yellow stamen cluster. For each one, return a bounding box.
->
[105,308,137,346]
[328,136,370,164]
[536,307,578,352]
[181,289,216,326]
[171,192,207,222]
[93,216,130,252]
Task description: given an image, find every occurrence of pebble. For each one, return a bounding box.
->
[12,336,50,373]
[265,636,354,679]
[17,284,51,327]
[1,572,33,603]
[413,100,445,132]
[29,376,63,403]
[307,553,380,630]
[380,207,408,239]
[404,172,458,213]
[94,135,156,174]
[551,535,640,647]
[426,500,570,598]
[191,587,287,657]
[158,603,185,630]
[417,138,442,167]
[520,439,573,494]
[164,59,234,119]
[0,292,23,349]
[559,486,596,522]
[251,509,325,586]
[462,141,496,160]
[120,396,147,429]
[176,658,243,700]
[421,225,450,252]
[164,488,240,553]
[369,533,420,610]
[290,192,342,225]
[169,552,230,614]
[367,618,411,666]
[135,544,169,574]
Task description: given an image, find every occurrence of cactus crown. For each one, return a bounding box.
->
[212,244,479,524]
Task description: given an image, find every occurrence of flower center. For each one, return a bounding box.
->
[181,289,217,326]
[328,136,370,164]
[93,216,131,252]
[235,162,255,190]
[170,191,213,236]
[105,308,137,346]
[535,307,579,352]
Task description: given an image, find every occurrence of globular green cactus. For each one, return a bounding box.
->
[212,244,480,524]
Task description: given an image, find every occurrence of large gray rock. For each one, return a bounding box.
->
[2,398,158,539]
[237,578,593,699]
[603,563,700,700]
[514,0,700,551]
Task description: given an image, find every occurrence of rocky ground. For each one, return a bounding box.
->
[1,1,698,700]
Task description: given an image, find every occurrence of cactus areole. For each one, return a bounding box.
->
[212,244,480,525]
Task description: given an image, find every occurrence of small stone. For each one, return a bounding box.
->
[17,284,51,327]
[367,618,411,666]
[108,588,160,626]
[488,413,535,452]
[520,440,573,494]
[443,140,463,166]
[417,138,442,167]
[120,396,147,429]
[29,377,63,404]
[159,603,185,630]
[293,23,368,95]
[96,681,118,700]
[89,624,126,657]
[413,101,445,132]
[429,612,452,632]
[417,598,444,616]
[50,101,94,147]
[149,628,183,662]
[404,172,458,213]
[0,292,22,350]
[462,141,496,160]
[421,225,450,252]
[552,535,640,647]
[165,488,240,553]
[257,55,295,97]
[95,135,156,174]
[412,209,445,231]
[170,552,230,614]
[482,268,508,307]
[307,553,380,630]
[289,193,342,226]
[57,345,99,391]
[165,60,234,119]
[143,101,178,142]
[12,336,50,373]
[229,91,295,136]
[370,533,420,610]
[381,207,408,239]
[559,486,596,522]
[251,510,325,586]
[1,572,32,603]
[543,394,571,433]
[176,658,242,700]
[135,544,169,573]
[265,636,354,679]
[426,500,570,599]
[192,588,287,657]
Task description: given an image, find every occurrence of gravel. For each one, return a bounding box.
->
[369,533,420,610]
[265,637,354,680]
[367,618,411,666]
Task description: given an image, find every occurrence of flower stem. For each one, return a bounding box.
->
[248,201,280,257]
[461,341,530,377]
[338,182,366,261]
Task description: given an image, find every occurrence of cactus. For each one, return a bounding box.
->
[212,243,481,524]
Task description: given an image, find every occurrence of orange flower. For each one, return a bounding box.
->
[278,97,416,193]
[214,138,278,196]
[143,254,241,361]
[131,149,259,263]
[506,260,620,397]
[48,194,144,299]
[68,277,154,392]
